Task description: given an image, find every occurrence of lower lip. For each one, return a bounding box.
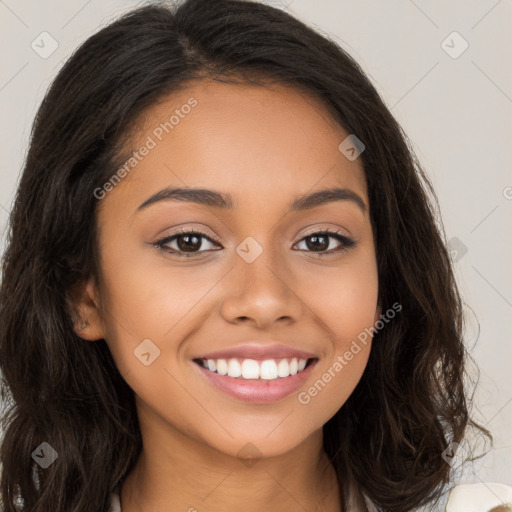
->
[193,359,318,404]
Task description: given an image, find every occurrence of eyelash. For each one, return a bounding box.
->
[153,227,357,258]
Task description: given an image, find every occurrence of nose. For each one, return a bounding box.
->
[219,244,304,329]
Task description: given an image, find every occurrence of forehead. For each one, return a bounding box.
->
[106,78,368,214]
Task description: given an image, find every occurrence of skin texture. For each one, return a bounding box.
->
[73,79,381,511]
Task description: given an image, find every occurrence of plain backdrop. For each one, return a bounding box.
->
[0,0,511,500]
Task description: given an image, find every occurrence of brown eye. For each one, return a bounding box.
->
[154,230,220,257]
[303,233,330,251]
[295,230,357,256]
[175,233,202,252]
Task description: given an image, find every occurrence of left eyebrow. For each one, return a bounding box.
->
[136,186,367,215]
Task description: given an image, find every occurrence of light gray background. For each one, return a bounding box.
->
[0,0,510,498]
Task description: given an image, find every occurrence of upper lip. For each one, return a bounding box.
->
[195,343,318,361]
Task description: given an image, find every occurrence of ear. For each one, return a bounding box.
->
[68,277,106,341]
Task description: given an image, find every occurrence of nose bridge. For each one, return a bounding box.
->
[220,234,302,325]
[236,234,289,296]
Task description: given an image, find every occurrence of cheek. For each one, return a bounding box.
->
[295,255,377,410]
[97,242,227,381]
[98,236,198,332]
[298,251,379,342]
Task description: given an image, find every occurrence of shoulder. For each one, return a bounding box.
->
[446,482,512,512]
[363,482,512,512]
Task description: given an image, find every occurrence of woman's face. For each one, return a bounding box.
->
[81,79,380,459]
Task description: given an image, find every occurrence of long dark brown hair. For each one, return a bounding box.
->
[0,0,490,510]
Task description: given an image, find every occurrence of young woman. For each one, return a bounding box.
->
[0,0,493,510]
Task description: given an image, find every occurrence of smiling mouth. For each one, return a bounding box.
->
[193,357,317,380]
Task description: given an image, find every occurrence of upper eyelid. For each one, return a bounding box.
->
[300,226,345,238]
[156,227,353,247]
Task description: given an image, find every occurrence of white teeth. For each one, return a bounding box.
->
[260,360,278,380]
[289,358,298,375]
[227,359,242,378]
[277,359,289,377]
[216,359,228,375]
[241,359,260,379]
[200,357,311,380]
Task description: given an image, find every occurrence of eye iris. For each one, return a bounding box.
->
[177,234,202,252]
[306,234,329,251]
